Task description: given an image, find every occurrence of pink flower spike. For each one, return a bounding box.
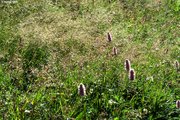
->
[129,69,135,80]
[125,59,131,72]
[176,100,180,108]
[175,60,179,72]
[113,47,117,55]
[78,83,86,96]
[107,32,112,42]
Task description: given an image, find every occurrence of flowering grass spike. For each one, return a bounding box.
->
[129,69,135,80]
[175,60,179,71]
[107,32,112,42]
[176,100,180,108]
[78,83,86,96]
[112,47,117,55]
[125,59,131,72]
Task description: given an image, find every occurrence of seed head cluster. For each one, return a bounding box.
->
[124,59,136,80]
[78,83,86,96]
[125,59,131,72]
[129,68,135,80]
[176,100,180,108]
[112,47,117,55]
[107,32,112,42]
[175,60,179,72]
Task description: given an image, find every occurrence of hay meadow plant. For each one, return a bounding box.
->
[129,68,135,81]
[107,32,112,42]
[0,0,179,119]
[78,83,86,96]
[175,60,179,72]
[112,47,117,55]
[125,59,131,72]
[176,100,180,109]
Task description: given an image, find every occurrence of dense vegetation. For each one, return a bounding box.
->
[0,0,179,119]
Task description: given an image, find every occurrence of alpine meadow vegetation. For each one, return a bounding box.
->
[0,0,179,119]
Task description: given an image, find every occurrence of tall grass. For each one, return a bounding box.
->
[0,0,179,119]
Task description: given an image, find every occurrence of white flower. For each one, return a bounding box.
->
[25,110,31,113]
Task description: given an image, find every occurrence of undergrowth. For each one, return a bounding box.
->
[0,0,179,119]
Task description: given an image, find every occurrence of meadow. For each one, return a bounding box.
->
[0,0,179,119]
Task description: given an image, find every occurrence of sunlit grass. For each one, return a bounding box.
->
[0,0,179,119]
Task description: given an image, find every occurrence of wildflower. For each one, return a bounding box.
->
[175,60,179,71]
[146,76,154,82]
[176,100,180,108]
[125,59,131,72]
[108,99,117,105]
[129,68,135,80]
[107,32,112,42]
[143,108,148,114]
[78,83,86,96]
[112,47,117,55]
[25,110,31,113]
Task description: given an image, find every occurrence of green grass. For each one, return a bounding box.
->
[0,0,180,119]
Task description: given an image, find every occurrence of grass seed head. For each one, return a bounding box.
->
[175,60,179,71]
[129,68,135,80]
[112,47,117,55]
[107,32,112,42]
[125,59,131,72]
[78,83,86,96]
[176,100,180,108]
